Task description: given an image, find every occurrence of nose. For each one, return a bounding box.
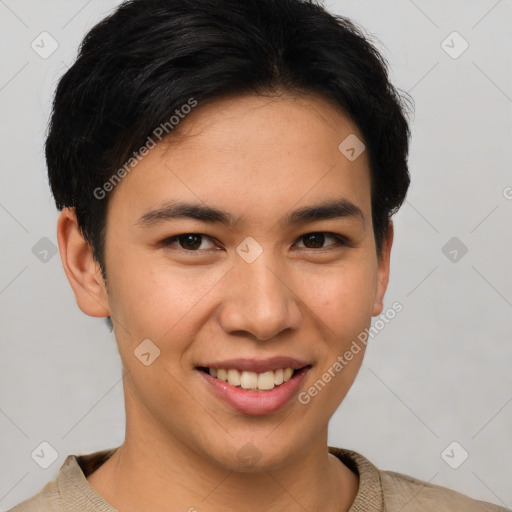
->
[217,255,302,341]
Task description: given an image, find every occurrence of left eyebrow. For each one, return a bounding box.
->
[281,198,365,229]
[135,198,365,229]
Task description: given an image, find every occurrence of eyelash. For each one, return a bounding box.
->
[160,232,350,253]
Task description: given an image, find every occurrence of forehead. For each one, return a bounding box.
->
[106,92,372,227]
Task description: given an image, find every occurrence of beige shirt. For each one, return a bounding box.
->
[8,446,510,511]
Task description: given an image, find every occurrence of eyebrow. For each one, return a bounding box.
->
[135,198,365,229]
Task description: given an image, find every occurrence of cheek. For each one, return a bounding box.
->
[294,265,375,420]
[107,243,377,348]
[295,260,377,342]
[107,252,228,340]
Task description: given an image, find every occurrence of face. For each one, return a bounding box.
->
[61,92,392,472]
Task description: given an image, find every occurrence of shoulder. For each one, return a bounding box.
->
[380,469,511,512]
[7,480,57,512]
[328,445,510,512]
[6,448,119,512]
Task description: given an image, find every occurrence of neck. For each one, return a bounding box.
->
[86,401,359,512]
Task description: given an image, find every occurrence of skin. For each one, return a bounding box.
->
[57,92,393,512]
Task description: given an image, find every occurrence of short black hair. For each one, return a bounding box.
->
[46,0,411,273]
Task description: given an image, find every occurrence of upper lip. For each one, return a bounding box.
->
[197,357,311,373]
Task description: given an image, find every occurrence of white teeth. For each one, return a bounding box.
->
[227,369,241,386]
[240,371,258,390]
[207,367,298,391]
[257,371,275,390]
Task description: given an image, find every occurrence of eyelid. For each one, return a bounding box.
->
[160,231,350,252]
[294,232,350,250]
[159,233,218,251]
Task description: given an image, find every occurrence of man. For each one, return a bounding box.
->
[9,0,510,510]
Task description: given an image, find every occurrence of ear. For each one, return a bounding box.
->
[56,208,110,318]
[371,221,394,317]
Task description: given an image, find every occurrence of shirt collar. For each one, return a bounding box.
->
[328,446,384,511]
[56,446,383,512]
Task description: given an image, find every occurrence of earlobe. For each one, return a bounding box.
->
[371,221,394,317]
[56,208,110,318]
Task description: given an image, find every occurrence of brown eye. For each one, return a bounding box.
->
[296,232,347,249]
[162,233,216,251]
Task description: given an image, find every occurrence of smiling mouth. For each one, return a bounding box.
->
[197,366,309,392]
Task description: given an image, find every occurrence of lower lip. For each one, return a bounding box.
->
[198,367,311,415]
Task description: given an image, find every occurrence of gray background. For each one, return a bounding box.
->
[1,0,511,509]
